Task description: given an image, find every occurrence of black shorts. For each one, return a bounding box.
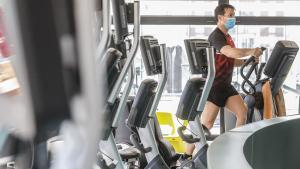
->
[207,85,239,107]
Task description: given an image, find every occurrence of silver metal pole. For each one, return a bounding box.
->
[99,65,134,169]
[112,64,135,127]
[196,47,215,112]
[190,47,215,150]
[96,0,111,61]
[100,133,125,169]
[148,44,168,118]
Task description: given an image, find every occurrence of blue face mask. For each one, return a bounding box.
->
[225,17,236,30]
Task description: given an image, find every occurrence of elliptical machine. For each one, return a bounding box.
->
[175,39,215,169]
[241,41,299,123]
[128,38,215,169]
[126,35,170,169]
[97,0,142,168]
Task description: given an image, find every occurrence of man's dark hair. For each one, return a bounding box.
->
[214,4,235,21]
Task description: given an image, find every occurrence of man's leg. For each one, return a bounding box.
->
[185,101,220,156]
[225,95,248,127]
[201,101,220,129]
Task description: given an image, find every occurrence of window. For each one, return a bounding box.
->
[136,25,215,93]
[137,24,300,114]
[140,0,218,16]
[260,27,269,37]
[261,11,268,16]
[231,0,300,16]
[276,11,284,16]
[204,27,213,36]
[138,25,191,95]
[137,24,217,113]
[275,27,284,37]
[137,1,300,115]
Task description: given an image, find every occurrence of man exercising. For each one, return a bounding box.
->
[179,4,263,162]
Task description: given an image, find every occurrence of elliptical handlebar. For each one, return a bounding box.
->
[240,47,266,95]
[240,56,257,95]
[256,62,266,82]
[177,124,212,144]
[177,126,201,144]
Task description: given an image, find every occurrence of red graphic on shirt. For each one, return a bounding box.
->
[213,34,236,89]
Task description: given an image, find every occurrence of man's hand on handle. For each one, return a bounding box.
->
[253,47,263,63]
[253,47,263,57]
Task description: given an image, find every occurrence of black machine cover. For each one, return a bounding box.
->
[111,0,129,43]
[184,39,210,75]
[264,40,299,94]
[127,79,158,128]
[176,77,207,121]
[140,36,162,76]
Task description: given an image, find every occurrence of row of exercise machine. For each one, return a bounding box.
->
[0,0,298,169]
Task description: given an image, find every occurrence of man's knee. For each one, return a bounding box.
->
[201,102,220,129]
[236,105,248,121]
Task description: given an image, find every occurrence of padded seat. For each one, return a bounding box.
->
[127,79,158,128]
[151,77,207,167]
[153,116,179,168]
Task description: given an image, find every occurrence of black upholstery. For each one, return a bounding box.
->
[0,133,18,158]
[263,40,299,95]
[153,116,179,168]
[176,77,207,121]
[104,48,122,97]
[0,132,33,168]
[115,96,135,145]
[127,79,158,128]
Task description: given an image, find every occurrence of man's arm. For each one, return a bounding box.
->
[234,55,260,67]
[234,59,245,67]
[220,45,261,59]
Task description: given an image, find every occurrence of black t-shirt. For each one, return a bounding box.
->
[208,27,235,89]
[208,28,228,52]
